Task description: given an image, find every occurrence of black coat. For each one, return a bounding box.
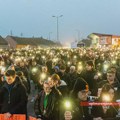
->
[34,89,61,120]
[81,69,98,96]
[92,104,118,119]
[57,72,71,89]
[0,77,5,113]
[67,71,78,91]
[57,80,68,97]
[15,66,31,93]
[0,77,28,115]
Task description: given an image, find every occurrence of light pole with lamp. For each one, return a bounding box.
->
[52,15,63,43]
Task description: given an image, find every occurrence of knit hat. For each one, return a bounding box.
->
[5,70,16,76]
[54,66,59,70]
[71,77,89,99]
[86,60,94,66]
[73,77,89,93]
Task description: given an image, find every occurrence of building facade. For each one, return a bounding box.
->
[88,33,120,47]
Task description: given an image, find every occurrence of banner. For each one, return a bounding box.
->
[13,114,26,120]
[0,114,11,120]
[29,116,37,120]
[81,102,120,106]
[99,36,112,45]
[0,114,26,120]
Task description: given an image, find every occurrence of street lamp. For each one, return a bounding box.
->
[52,15,63,42]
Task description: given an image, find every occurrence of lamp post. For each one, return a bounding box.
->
[52,15,63,42]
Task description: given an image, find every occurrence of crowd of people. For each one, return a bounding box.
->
[0,47,120,120]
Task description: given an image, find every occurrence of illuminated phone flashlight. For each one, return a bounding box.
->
[50,52,53,55]
[78,62,82,65]
[74,56,77,59]
[104,64,109,70]
[111,60,116,64]
[101,54,104,57]
[64,101,71,109]
[78,65,83,71]
[32,68,37,73]
[32,56,35,59]
[40,73,46,80]
[97,72,101,77]
[10,56,13,60]
[53,58,58,63]
[15,58,21,62]
[1,67,6,73]
[116,52,118,56]
[111,54,114,57]
[67,61,71,65]
[80,53,83,56]
[24,59,26,62]
[102,94,111,102]
[42,56,45,59]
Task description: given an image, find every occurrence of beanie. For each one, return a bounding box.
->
[86,60,94,66]
[73,77,89,93]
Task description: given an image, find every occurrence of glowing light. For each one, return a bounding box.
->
[64,101,71,109]
[78,65,83,70]
[111,60,116,64]
[78,62,82,65]
[102,94,111,102]
[53,58,58,63]
[42,56,45,59]
[15,58,21,62]
[32,68,37,73]
[104,64,109,70]
[74,56,77,59]
[40,73,46,80]
[24,59,26,62]
[50,52,53,55]
[80,54,83,56]
[0,66,6,73]
[67,61,71,65]
[1,67,6,72]
[97,72,101,76]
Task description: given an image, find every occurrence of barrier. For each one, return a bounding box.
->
[0,114,26,120]
[29,116,37,120]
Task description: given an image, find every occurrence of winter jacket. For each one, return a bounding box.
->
[81,69,98,96]
[0,77,28,115]
[34,89,61,120]
[57,80,68,97]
